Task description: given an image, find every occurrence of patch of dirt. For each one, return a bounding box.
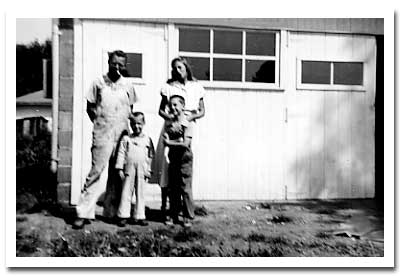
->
[16,199,384,257]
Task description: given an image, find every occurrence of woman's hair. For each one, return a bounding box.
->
[167,56,196,84]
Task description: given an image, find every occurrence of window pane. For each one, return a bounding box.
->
[246,32,275,56]
[333,62,363,85]
[213,58,242,81]
[125,53,142,78]
[245,60,275,83]
[301,61,331,84]
[183,56,210,81]
[179,28,210,53]
[214,30,242,54]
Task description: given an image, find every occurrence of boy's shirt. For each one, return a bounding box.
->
[164,114,193,142]
[115,133,155,177]
[160,80,205,114]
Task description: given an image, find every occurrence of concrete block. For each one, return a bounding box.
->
[58,130,73,148]
[59,147,72,166]
[59,94,73,112]
[57,166,71,183]
[58,111,73,131]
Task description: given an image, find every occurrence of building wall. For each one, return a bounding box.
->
[63,19,377,204]
[57,19,74,207]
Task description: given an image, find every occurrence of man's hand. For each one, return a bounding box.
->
[118,169,125,181]
[144,169,152,180]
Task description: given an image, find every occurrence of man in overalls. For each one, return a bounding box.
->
[73,50,138,229]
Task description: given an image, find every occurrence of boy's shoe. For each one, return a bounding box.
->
[164,216,174,226]
[117,218,128,227]
[183,218,192,228]
[72,218,90,229]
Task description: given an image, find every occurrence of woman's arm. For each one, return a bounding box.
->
[187,98,205,122]
[158,95,173,120]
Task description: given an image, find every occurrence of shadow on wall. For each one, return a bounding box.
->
[289,42,375,200]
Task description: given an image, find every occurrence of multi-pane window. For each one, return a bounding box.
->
[300,60,364,88]
[179,27,279,85]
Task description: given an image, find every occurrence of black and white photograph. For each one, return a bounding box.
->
[3,2,396,268]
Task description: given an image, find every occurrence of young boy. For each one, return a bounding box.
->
[163,95,195,227]
[115,112,155,227]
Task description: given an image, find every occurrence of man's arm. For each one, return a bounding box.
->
[86,101,97,122]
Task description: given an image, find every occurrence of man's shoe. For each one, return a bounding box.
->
[72,218,85,229]
[136,219,149,226]
[117,218,127,227]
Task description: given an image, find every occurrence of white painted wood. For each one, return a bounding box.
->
[74,20,168,203]
[71,19,83,204]
[72,20,375,201]
[287,32,376,199]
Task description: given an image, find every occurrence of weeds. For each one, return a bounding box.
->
[247,233,267,242]
[317,208,337,215]
[270,214,293,224]
[16,230,42,255]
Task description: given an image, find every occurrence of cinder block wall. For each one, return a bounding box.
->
[57,18,74,207]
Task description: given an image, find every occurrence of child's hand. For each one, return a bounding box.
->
[118,170,125,181]
[186,114,193,122]
[163,134,170,146]
[144,170,152,180]
[164,151,170,164]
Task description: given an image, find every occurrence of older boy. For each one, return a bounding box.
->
[163,95,195,227]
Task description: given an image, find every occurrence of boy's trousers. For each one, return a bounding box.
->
[168,147,194,220]
[117,164,146,220]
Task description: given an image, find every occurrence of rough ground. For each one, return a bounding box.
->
[16,199,384,257]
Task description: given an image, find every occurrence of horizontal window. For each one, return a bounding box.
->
[301,61,331,84]
[333,62,363,85]
[179,27,279,86]
[298,59,365,91]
